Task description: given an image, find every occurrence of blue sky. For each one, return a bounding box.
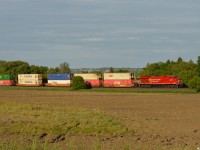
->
[0,0,200,68]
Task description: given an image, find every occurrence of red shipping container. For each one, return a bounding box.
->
[85,80,102,87]
[103,79,135,87]
[0,80,15,86]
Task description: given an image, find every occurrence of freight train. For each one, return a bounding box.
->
[0,73,182,88]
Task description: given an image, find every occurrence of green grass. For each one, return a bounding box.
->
[0,86,71,91]
[82,88,197,94]
[0,86,197,94]
[0,102,128,136]
[0,101,128,149]
[0,139,62,150]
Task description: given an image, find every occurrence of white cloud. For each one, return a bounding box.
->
[81,37,104,42]
[152,38,184,44]
[152,49,178,54]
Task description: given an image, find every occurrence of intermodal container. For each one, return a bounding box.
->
[84,80,102,87]
[18,79,43,85]
[74,74,102,87]
[0,74,13,80]
[18,74,42,80]
[103,73,134,80]
[103,79,135,87]
[74,73,102,80]
[48,74,74,80]
[47,80,71,84]
[0,80,15,86]
[46,80,71,87]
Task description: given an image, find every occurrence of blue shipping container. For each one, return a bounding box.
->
[48,74,74,80]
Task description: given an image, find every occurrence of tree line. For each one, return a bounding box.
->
[139,56,200,92]
[0,60,70,81]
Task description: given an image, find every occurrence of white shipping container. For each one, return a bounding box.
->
[18,79,42,85]
[48,80,71,84]
[103,73,133,80]
[74,73,101,80]
[18,74,42,80]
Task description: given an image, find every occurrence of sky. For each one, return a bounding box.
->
[0,0,200,68]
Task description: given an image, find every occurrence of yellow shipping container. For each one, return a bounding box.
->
[18,79,43,85]
[103,73,134,80]
[74,73,102,80]
[18,74,42,80]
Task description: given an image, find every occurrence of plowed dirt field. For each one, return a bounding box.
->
[1,90,200,149]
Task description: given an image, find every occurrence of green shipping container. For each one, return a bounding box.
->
[0,74,13,80]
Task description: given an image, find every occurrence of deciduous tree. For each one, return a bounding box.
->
[59,62,70,73]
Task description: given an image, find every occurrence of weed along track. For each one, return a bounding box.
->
[0,90,200,149]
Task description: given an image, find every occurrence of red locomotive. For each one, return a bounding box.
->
[139,75,181,88]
